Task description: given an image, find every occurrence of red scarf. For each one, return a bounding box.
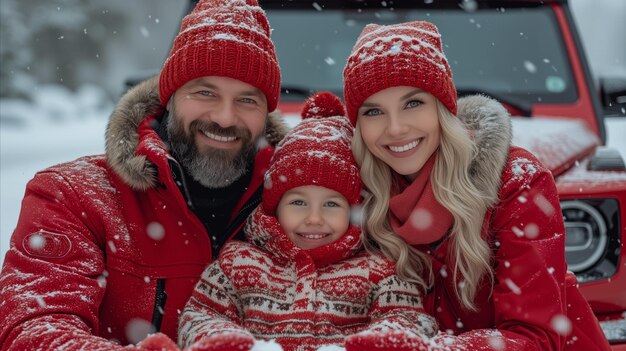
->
[246,207,363,268]
[388,154,454,245]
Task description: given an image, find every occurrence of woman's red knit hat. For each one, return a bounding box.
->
[159,0,281,111]
[262,92,362,215]
[343,21,457,125]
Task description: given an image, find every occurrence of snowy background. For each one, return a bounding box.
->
[1,0,625,267]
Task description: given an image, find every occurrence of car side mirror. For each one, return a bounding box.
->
[600,77,626,117]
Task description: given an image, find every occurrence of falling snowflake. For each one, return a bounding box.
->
[460,0,478,12]
[264,176,273,190]
[147,222,165,241]
[126,318,156,344]
[97,275,107,288]
[256,136,269,149]
[524,60,537,73]
[534,194,555,216]
[504,278,521,295]
[488,334,506,350]
[140,26,149,38]
[439,267,448,278]
[511,226,524,237]
[410,208,433,230]
[551,314,572,336]
[28,234,46,250]
[324,57,336,65]
[108,240,117,253]
[350,205,364,226]
[524,223,539,239]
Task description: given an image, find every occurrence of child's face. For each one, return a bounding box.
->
[276,185,351,250]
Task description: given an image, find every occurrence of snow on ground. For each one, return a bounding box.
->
[0,83,114,267]
[1,110,625,267]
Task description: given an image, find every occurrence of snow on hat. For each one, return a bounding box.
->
[262,92,362,215]
[159,0,281,111]
[343,20,457,125]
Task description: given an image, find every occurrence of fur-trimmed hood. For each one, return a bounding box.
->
[104,79,510,197]
[105,76,289,190]
[457,95,512,204]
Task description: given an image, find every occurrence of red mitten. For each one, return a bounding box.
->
[345,330,428,351]
[184,333,255,351]
[135,332,182,351]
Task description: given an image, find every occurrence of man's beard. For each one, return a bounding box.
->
[167,112,260,189]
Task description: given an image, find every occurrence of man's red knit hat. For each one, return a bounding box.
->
[262,92,362,215]
[159,0,281,111]
[343,21,457,125]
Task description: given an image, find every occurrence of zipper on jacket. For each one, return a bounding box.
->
[151,279,167,331]
[167,157,195,210]
[219,186,263,247]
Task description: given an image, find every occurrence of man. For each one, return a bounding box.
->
[0,0,285,349]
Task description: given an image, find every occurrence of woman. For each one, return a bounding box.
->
[342,20,610,351]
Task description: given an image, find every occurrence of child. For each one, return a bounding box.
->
[178,92,438,351]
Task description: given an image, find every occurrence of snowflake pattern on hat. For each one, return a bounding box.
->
[343,20,457,125]
[262,92,362,214]
[159,0,280,111]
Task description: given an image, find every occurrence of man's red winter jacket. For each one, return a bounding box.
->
[0,78,285,350]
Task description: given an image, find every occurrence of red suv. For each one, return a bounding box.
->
[257,0,626,347]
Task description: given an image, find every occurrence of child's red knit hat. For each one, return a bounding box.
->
[343,20,457,125]
[262,92,362,214]
[159,0,281,111]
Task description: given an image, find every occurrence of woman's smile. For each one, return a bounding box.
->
[387,138,422,154]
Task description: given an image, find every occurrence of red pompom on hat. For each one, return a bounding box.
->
[262,92,362,215]
[159,0,281,112]
[301,91,346,120]
[343,20,457,125]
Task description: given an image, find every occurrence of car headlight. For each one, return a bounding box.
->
[561,201,608,271]
[561,199,620,282]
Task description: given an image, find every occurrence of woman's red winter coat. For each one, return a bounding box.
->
[407,96,611,350]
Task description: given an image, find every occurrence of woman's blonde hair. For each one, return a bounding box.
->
[352,100,495,311]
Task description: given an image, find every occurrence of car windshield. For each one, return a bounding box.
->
[265,4,577,104]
